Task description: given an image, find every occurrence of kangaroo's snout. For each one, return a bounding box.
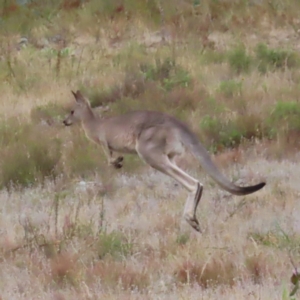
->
[63,119,72,126]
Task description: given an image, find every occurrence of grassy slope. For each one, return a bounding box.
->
[1,0,300,299]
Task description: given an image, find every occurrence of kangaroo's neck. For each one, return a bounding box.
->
[81,106,97,125]
[80,106,102,143]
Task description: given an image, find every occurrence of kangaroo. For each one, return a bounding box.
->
[63,90,266,232]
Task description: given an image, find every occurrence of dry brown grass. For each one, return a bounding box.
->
[0,157,298,299]
[0,0,300,299]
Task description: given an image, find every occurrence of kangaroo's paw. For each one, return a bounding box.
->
[113,162,123,169]
[111,156,124,169]
[115,156,124,164]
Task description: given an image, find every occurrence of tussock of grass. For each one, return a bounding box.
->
[255,43,300,73]
[30,102,67,125]
[141,57,192,91]
[228,45,252,74]
[174,257,237,288]
[88,259,150,291]
[50,253,80,287]
[0,119,61,189]
[80,71,147,108]
[270,101,300,131]
[96,230,133,260]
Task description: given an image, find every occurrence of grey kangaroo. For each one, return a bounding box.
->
[63,90,265,232]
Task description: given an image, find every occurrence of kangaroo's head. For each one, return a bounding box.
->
[63,90,92,126]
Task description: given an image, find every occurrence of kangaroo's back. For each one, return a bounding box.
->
[100,110,175,136]
[94,110,172,153]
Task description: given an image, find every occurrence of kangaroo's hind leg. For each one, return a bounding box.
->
[136,135,203,232]
[162,158,203,232]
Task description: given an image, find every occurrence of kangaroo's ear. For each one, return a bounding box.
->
[71,90,77,98]
[71,90,87,104]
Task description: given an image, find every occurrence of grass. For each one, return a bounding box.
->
[0,0,300,298]
[228,44,252,74]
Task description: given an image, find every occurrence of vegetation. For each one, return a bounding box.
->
[0,0,300,298]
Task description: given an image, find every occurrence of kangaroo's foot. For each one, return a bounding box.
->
[111,156,124,169]
[183,183,203,233]
[184,214,202,233]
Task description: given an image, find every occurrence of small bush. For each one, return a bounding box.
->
[227,45,252,74]
[78,58,191,115]
[50,253,79,287]
[218,80,243,98]
[82,71,147,108]
[174,257,237,288]
[96,231,133,260]
[199,97,225,115]
[89,260,150,291]
[200,114,266,152]
[245,252,273,284]
[201,50,226,64]
[255,43,300,73]
[163,88,205,113]
[269,101,300,132]
[31,102,67,125]
[176,233,190,245]
[249,227,300,250]
[62,131,106,178]
[200,116,245,150]
[140,58,192,91]
[200,115,222,147]
[249,231,282,248]
[0,120,61,189]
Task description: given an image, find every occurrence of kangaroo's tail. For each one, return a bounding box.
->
[181,129,265,196]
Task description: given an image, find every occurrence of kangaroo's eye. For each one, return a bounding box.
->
[71,110,74,115]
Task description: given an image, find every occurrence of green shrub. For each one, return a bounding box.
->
[199,97,225,115]
[268,101,300,132]
[272,101,300,119]
[176,233,190,245]
[201,50,226,64]
[200,114,266,152]
[31,102,67,125]
[200,115,222,144]
[0,111,119,189]
[97,231,133,260]
[249,225,300,251]
[81,71,147,108]
[140,58,191,91]
[255,43,300,73]
[0,120,61,189]
[78,58,191,113]
[227,45,252,74]
[218,80,243,98]
[62,131,105,178]
[0,119,22,147]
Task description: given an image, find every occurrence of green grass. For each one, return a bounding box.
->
[97,231,133,260]
[228,45,252,74]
